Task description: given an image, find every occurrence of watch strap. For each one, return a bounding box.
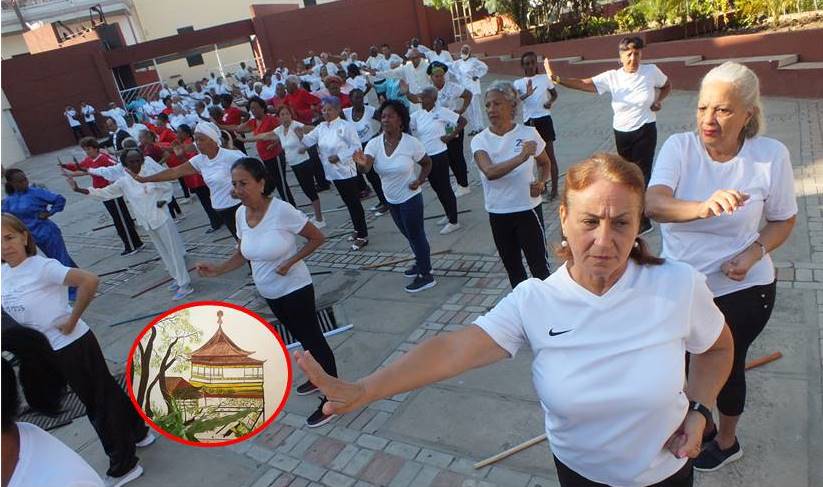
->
[688,400,712,424]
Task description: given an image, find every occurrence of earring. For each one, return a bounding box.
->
[560,239,568,248]
[633,240,640,248]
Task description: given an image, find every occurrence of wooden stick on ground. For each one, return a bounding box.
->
[362,250,449,270]
[130,265,197,299]
[745,351,782,370]
[474,433,547,469]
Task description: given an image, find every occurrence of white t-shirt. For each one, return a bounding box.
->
[7,422,104,487]
[274,121,310,166]
[301,117,360,181]
[513,75,555,122]
[126,123,148,141]
[470,124,545,214]
[236,200,312,300]
[591,64,668,132]
[345,75,369,94]
[260,85,277,101]
[189,147,245,209]
[364,133,426,204]
[475,260,725,487]
[436,81,467,113]
[410,106,459,156]
[81,105,95,122]
[649,132,798,297]
[65,110,81,127]
[1,256,90,350]
[343,106,378,144]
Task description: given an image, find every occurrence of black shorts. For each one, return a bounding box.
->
[526,114,556,142]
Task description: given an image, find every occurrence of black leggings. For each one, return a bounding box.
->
[554,456,693,487]
[71,125,84,142]
[265,284,337,378]
[216,203,241,240]
[446,130,469,188]
[713,280,776,416]
[263,155,296,205]
[292,159,319,202]
[489,204,550,288]
[191,185,222,230]
[103,197,143,252]
[333,177,368,239]
[55,331,148,477]
[167,197,182,219]
[177,177,191,198]
[428,151,458,224]
[614,121,656,187]
[308,146,329,188]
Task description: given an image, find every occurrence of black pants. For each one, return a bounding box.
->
[216,203,241,240]
[489,204,550,288]
[70,125,84,142]
[614,122,656,187]
[308,146,329,189]
[428,151,458,224]
[446,130,469,188]
[86,121,101,137]
[266,284,337,377]
[167,197,182,219]
[191,185,222,230]
[334,177,368,239]
[292,159,319,202]
[177,177,191,198]
[103,197,143,252]
[263,156,296,205]
[55,331,148,477]
[713,280,776,416]
[554,456,693,487]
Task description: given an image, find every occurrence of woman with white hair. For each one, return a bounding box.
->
[646,61,797,472]
[471,81,552,288]
[452,44,488,135]
[545,36,671,234]
[298,96,369,250]
[129,122,246,239]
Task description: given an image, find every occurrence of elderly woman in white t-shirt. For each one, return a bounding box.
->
[195,157,337,429]
[646,62,797,473]
[1,214,153,486]
[294,153,734,487]
[471,81,552,288]
[544,36,671,234]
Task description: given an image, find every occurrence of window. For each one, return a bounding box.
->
[177,26,204,67]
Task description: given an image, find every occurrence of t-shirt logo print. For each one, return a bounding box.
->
[548,327,572,336]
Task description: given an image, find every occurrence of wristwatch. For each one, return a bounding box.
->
[688,400,712,424]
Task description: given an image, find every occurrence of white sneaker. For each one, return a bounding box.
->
[135,431,156,448]
[440,222,461,235]
[311,218,326,229]
[437,216,449,225]
[106,464,144,487]
[173,286,194,301]
[454,185,471,198]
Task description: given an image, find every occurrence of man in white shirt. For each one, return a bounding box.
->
[101,103,128,130]
[234,62,250,82]
[312,52,339,77]
[275,59,290,78]
[79,101,100,137]
[372,49,431,111]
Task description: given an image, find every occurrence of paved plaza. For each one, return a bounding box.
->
[11,81,823,487]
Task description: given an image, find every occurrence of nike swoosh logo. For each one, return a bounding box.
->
[548,328,572,336]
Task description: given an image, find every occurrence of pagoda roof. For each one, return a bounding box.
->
[163,377,202,400]
[189,310,265,366]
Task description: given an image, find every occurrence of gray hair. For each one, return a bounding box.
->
[700,61,765,139]
[321,96,341,110]
[285,75,301,86]
[484,80,519,107]
[420,86,439,99]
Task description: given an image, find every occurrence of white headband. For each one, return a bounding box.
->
[194,122,221,144]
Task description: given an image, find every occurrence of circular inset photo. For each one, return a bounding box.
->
[126,301,291,447]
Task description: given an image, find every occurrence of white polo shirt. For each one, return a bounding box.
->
[649,132,798,297]
[364,133,426,204]
[513,75,555,123]
[475,260,725,486]
[470,124,545,214]
[591,63,668,132]
[410,106,459,156]
[189,147,244,209]
[236,200,312,300]
[2,256,91,351]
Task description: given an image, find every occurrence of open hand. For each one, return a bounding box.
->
[698,190,749,219]
[195,262,220,278]
[665,411,706,459]
[293,350,368,415]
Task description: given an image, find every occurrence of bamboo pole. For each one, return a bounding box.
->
[745,351,782,370]
[473,434,547,469]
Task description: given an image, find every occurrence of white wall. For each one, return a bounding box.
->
[1,90,29,167]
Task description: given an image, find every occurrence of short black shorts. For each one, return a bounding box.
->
[526,114,556,142]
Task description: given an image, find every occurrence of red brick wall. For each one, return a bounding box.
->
[1,41,121,154]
